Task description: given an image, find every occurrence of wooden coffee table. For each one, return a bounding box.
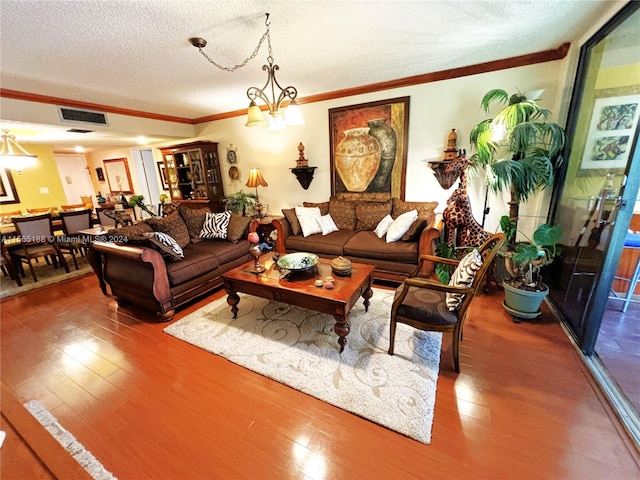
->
[222,252,374,352]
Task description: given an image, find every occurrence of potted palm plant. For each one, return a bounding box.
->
[499,215,562,320]
[469,89,566,246]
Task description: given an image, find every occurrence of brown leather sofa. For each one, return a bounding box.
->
[274,197,441,282]
[88,205,251,320]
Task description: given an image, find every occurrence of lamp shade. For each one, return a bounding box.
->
[0,130,37,170]
[245,101,268,127]
[285,100,305,126]
[246,168,268,188]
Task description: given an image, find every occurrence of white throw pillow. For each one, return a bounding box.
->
[317,213,338,235]
[374,214,394,238]
[386,209,418,243]
[445,249,483,311]
[200,211,231,239]
[295,206,322,237]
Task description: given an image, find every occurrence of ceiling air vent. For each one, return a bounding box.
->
[66,128,94,134]
[58,107,108,126]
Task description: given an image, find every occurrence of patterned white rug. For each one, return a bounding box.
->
[164,287,442,443]
[23,400,117,480]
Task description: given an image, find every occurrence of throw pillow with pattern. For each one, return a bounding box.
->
[178,204,211,242]
[146,211,191,248]
[355,200,392,231]
[200,211,232,239]
[143,232,184,260]
[329,198,357,230]
[445,249,482,311]
[303,201,329,216]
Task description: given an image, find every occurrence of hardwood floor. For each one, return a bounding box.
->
[1,274,639,479]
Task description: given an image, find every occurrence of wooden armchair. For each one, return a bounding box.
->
[388,233,506,372]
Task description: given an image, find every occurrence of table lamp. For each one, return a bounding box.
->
[246,168,268,217]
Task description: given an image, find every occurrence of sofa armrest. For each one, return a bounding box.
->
[90,241,175,319]
[272,217,292,253]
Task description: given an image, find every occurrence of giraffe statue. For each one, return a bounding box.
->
[443,187,491,248]
[442,152,491,248]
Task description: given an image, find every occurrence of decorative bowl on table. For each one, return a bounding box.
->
[276,252,319,271]
[331,256,352,276]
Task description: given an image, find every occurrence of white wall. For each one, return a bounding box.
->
[186,60,568,236]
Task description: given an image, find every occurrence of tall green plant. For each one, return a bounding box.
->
[469,89,565,243]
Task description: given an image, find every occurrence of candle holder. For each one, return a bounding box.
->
[249,243,265,273]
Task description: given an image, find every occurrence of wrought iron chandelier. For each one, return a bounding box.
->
[189,13,305,130]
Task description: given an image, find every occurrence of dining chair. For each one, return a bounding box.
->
[10,213,70,282]
[61,203,85,211]
[58,208,93,270]
[1,238,22,286]
[80,195,94,208]
[27,207,57,214]
[388,233,506,372]
[0,210,22,225]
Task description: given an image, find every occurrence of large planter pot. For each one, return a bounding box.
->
[502,281,549,320]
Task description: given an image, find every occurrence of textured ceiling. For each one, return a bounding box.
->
[0,0,625,151]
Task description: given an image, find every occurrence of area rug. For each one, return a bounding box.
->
[164,288,442,443]
[0,255,92,299]
[23,400,117,480]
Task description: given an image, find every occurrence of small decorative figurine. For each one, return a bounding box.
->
[296,142,308,167]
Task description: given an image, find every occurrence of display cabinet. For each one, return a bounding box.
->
[159,141,224,210]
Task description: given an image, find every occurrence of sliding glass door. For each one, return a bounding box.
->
[549,2,640,352]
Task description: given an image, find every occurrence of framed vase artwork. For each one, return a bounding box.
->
[0,168,20,204]
[579,93,640,176]
[329,96,409,201]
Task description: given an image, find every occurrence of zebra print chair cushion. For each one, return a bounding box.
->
[445,249,482,311]
[200,211,231,239]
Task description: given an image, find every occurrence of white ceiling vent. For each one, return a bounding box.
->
[58,107,108,126]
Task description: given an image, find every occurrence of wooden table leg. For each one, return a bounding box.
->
[362,285,373,312]
[226,291,240,318]
[333,315,350,353]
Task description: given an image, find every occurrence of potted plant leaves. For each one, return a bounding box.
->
[499,215,562,320]
[224,191,257,216]
[469,88,566,248]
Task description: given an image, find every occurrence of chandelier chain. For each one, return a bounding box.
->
[196,21,271,73]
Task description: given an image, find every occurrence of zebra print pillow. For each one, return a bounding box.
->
[445,249,482,311]
[200,211,231,239]
[143,232,184,259]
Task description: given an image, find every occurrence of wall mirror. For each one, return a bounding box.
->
[104,158,133,193]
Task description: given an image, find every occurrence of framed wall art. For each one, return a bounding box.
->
[104,158,133,193]
[0,168,20,204]
[329,96,409,201]
[579,93,640,176]
[157,161,169,189]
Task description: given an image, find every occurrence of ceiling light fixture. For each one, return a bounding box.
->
[189,13,304,130]
[0,129,37,170]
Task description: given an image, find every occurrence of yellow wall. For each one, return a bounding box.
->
[0,144,68,214]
